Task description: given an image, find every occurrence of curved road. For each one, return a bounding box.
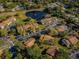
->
[0,8,44,16]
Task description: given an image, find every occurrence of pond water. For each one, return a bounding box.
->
[26,11,47,21]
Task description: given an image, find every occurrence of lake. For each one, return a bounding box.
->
[26,11,47,21]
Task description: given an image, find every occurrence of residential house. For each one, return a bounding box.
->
[56,25,68,37]
[24,38,35,48]
[23,23,38,31]
[60,35,78,47]
[0,16,16,29]
[69,49,79,59]
[56,25,68,32]
[47,46,58,57]
[40,34,54,43]
[17,23,38,32]
[46,2,64,13]
[66,35,78,45]
[60,39,71,47]
[12,5,24,12]
[41,17,57,27]
[44,14,51,18]
[47,2,60,9]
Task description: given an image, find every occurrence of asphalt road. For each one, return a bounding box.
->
[0,8,44,16]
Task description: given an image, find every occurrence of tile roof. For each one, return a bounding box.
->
[67,35,78,45]
[17,23,38,31]
[40,34,54,42]
[47,46,58,56]
[24,38,35,48]
[0,17,16,29]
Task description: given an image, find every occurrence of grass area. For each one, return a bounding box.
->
[53,38,69,52]
[0,16,6,19]
[0,10,27,20]
[15,17,25,25]
[0,40,4,46]
[38,24,45,30]
[14,10,27,20]
[5,48,12,59]
[0,16,7,21]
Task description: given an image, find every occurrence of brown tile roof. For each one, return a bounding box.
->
[17,23,38,31]
[67,35,78,45]
[57,25,67,32]
[0,16,16,29]
[40,35,54,42]
[47,46,58,56]
[24,23,38,29]
[24,38,35,48]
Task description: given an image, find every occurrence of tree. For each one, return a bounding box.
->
[27,44,41,59]
[49,28,58,36]
[0,29,8,37]
[5,48,12,59]
[40,54,52,59]
[55,49,70,59]
[8,3,17,9]
[15,53,22,59]
[0,40,4,46]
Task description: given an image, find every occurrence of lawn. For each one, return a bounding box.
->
[0,10,27,20]
[0,40,4,46]
[53,38,70,52]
